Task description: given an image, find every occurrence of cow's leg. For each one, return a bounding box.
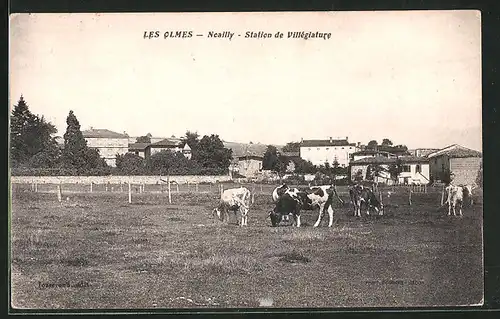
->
[356,200,362,217]
[458,202,463,217]
[313,204,325,227]
[296,213,301,227]
[448,203,452,216]
[327,204,334,227]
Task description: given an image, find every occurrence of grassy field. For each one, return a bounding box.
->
[10,185,484,309]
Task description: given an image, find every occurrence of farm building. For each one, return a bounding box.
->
[427,144,482,186]
[350,150,396,162]
[349,156,430,185]
[237,155,264,178]
[128,143,151,159]
[81,128,130,167]
[299,137,360,167]
[408,148,440,158]
[148,139,192,159]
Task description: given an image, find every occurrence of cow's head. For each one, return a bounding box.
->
[462,185,474,205]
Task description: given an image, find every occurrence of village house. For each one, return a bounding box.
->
[408,148,440,158]
[281,151,300,173]
[144,138,192,160]
[299,137,360,167]
[350,150,396,162]
[349,155,430,185]
[127,142,151,159]
[81,128,130,167]
[427,144,482,186]
[237,155,263,178]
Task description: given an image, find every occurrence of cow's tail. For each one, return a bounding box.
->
[332,184,344,205]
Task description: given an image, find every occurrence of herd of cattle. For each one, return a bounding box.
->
[211,183,475,227]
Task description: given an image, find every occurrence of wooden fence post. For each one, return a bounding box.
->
[408,188,412,206]
[220,184,224,199]
[90,182,93,193]
[195,183,199,193]
[120,182,123,192]
[128,182,132,204]
[176,183,179,193]
[57,182,62,202]
[167,175,172,204]
[440,185,445,206]
[105,182,109,192]
[142,182,145,193]
[34,182,38,193]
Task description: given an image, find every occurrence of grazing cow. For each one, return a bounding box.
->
[270,186,337,227]
[445,184,473,216]
[213,187,252,226]
[349,184,384,217]
[272,184,298,203]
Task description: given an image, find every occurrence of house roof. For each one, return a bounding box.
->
[350,155,428,165]
[237,155,264,160]
[350,157,396,165]
[128,143,150,151]
[300,139,355,147]
[427,144,482,158]
[82,129,129,139]
[150,139,182,147]
[281,151,300,157]
[352,150,393,156]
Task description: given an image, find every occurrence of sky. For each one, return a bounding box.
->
[9,11,482,151]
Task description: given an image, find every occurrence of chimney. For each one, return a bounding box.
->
[329,137,332,143]
[90,126,93,130]
[300,137,303,143]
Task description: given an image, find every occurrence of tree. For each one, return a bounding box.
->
[149,150,202,175]
[388,158,403,183]
[194,134,232,174]
[116,153,147,175]
[61,111,88,170]
[367,140,378,150]
[381,138,393,146]
[262,145,280,171]
[182,131,200,153]
[136,134,151,143]
[293,158,316,174]
[10,95,58,166]
[282,142,301,153]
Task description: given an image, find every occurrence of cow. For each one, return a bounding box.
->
[270,185,337,227]
[348,184,384,217]
[445,184,473,216]
[212,187,252,226]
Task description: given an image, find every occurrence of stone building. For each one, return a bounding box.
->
[82,128,129,167]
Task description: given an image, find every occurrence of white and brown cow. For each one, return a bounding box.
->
[348,184,384,217]
[445,184,473,217]
[213,187,252,226]
[270,185,337,227]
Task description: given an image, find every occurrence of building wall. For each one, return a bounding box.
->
[450,157,482,186]
[300,145,358,167]
[429,155,451,182]
[85,137,129,167]
[238,158,262,178]
[397,163,430,185]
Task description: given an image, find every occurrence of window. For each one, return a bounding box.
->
[402,165,411,172]
[342,147,344,149]
[326,148,329,150]
[308,148,311,151]
[415,164,422,173]
[317,148,320,150]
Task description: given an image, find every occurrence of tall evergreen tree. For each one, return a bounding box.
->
[61,111,88,170]
[10,95,58,167]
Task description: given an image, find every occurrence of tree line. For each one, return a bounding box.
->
[10,96,232,176]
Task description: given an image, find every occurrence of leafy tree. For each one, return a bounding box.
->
[181,131,200,153]
[262,145,280,171]
[149,150,202,175]
[388,158,403,183]
[354,169,364,183]
[293,158,316,174]
[282,142,301,153]
[194,134,232,174]
[382,138,393,146]
[367,140,378,150]
[115,153,147,175]
[136,134,151,143]
[10,95,58,166]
